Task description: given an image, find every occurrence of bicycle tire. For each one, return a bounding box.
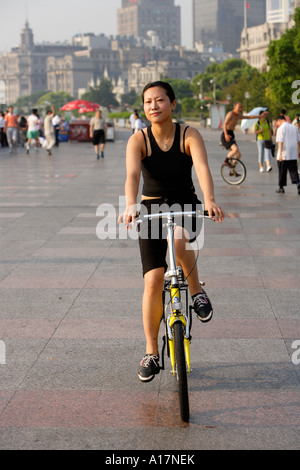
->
[174,321,190,422]
[221,158,246,185]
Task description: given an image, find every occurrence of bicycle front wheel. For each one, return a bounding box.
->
[174,321,189,422]
[221,158,246,185]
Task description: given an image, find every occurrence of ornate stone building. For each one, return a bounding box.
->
[238,0,299,71]
[238,21,289,71]
[0,21,83,105]
[0,23,214,105]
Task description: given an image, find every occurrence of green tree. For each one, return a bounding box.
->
[82,78,119,107]
[162,78,193,100]
[191,59,259,102]
[14,90,49,112]
[181,97,200,116]
[221,73,273,114]
[120,89,139,108]
[35,91,74,111]
[267,7,300,111]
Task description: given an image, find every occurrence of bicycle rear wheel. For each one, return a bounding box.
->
[174,321,189,422]
[221,158,246,185]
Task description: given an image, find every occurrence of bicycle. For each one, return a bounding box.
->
[130,208,210,422]
[221,156,247,185]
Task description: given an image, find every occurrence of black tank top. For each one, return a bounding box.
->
[141,123,195,198]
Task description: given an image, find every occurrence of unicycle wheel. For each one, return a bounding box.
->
[221,158,246,185]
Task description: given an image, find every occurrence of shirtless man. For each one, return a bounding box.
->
[221,102,269,168]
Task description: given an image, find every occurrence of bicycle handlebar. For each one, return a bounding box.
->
[143,209,210,219]
[125,209,211,227]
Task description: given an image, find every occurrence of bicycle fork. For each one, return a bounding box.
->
[163,215,191,375]
[167,286,191,375]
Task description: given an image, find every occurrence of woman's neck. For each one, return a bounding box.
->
[151,121,174,138]
[151,122,175,151]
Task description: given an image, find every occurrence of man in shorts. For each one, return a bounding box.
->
[26,109,39,154]
[89,110,107,159]
[221,102,269,171]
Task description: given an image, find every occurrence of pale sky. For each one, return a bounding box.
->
[0,0,193,53]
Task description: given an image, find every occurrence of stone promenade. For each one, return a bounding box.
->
[0,127,299,450]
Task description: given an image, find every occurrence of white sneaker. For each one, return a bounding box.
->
[260,168,265,173]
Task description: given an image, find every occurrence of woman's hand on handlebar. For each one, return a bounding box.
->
[118,204,139,228]
[205,201,225,223]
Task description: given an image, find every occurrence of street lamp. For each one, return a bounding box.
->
[198,80,204,124]
[210,78,216,105]
[226,94,231,112]
[197,80,203,101]
[245,91,250,113]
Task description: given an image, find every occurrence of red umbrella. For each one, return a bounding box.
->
[78,105,101,113]
[60,100,100,111]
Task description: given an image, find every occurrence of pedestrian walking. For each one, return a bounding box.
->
[274,108,292,135]
[275,115,300,194]
[293,115,300,170]
[134,111,145,133]
[129,109,138,134]
[280,109,291,123]
[26,109,39,154]
[254,110,273,173]
[52,113,61,147]
[44,105,56,156]
[4,106,19,153]
[89,110,107,159]
[18,115,27,147]
[0,112,8,148]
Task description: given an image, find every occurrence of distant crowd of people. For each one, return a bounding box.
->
[0,105,70,155]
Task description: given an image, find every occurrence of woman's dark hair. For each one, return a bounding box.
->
[142,81,176,103]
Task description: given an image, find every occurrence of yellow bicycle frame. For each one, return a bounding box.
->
[168,286,191,375]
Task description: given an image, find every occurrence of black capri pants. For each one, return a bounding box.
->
[138,195,203,277]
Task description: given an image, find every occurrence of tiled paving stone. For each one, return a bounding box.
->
[0,128,299,450]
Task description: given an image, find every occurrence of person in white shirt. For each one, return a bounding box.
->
[129,109,138,134]
[26,109,39,154]
[44,105,56,155]
[52,114,61,147]
[275,115,300,194]
[134,111,146,133]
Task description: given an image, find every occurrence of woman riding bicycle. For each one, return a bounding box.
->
[119,81,224,382]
